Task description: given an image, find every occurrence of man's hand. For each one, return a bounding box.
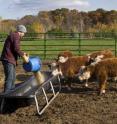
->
[22,53,29,63]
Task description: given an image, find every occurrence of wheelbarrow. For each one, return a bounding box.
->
[0,57,61,115]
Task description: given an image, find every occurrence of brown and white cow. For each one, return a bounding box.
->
[78,49,114,86]
[48,50,73,72]
[51,50,113,75]
[78,58,117,94]
[49,50,114,90]
[56,49,113,67]
[50,55,91,90]
[86,49,114,65]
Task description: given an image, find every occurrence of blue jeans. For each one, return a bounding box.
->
[2,61,16,92]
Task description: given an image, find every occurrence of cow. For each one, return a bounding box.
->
[51,55,91,90]
[48,51,73,71]
[78,58,117,95]
[86,49,113,65]
[56,49,114,67]
[49,50,114,90]
[51,49,113,76]
[78,49,114,87]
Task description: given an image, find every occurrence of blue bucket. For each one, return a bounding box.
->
[23,57,42,72]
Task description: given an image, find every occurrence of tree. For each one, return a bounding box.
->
[30,21,45,33]
[38,11,55,32]
[0,19,16,33]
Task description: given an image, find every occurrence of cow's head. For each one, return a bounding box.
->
[48,61,63,76]
[58,51,72,63]
[58,56,68,63]
[87,54,104,66]
[78,66,91,81]
[90,55,104,65]
[95,55,104,62]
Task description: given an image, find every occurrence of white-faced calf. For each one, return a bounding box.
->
[79,58,117,94]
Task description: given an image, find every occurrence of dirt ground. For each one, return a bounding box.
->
[0,62,117,124]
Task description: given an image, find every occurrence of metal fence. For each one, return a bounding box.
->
[0,32,117,60]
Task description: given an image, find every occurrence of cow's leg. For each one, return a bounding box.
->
[99,81,107,95]
[98,72,107,95]
[67,82,72,91]
[66,78,72,91]
[84,79,89,87]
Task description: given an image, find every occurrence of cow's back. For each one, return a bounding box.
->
[59,56,89,77]
[95,58,117,77]
[88,49,114,59]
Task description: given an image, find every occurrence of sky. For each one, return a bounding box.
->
[0,0,116,19]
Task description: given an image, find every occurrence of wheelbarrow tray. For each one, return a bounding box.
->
[0,71,61,115]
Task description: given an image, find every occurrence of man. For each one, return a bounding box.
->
[0,25,29,92]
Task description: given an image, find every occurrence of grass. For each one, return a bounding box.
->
[0,38,116,60]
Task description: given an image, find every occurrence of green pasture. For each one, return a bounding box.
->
[0,38,116,60]
[21,38,116,59]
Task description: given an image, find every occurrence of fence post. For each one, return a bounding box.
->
[44,33,47,59]
[78,33,81,55]
[115,34,117,57]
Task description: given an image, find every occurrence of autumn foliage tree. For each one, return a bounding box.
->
[0,8,117,33]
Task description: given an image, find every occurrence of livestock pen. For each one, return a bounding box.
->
[0,32,117,123]
[0,32,117,60]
